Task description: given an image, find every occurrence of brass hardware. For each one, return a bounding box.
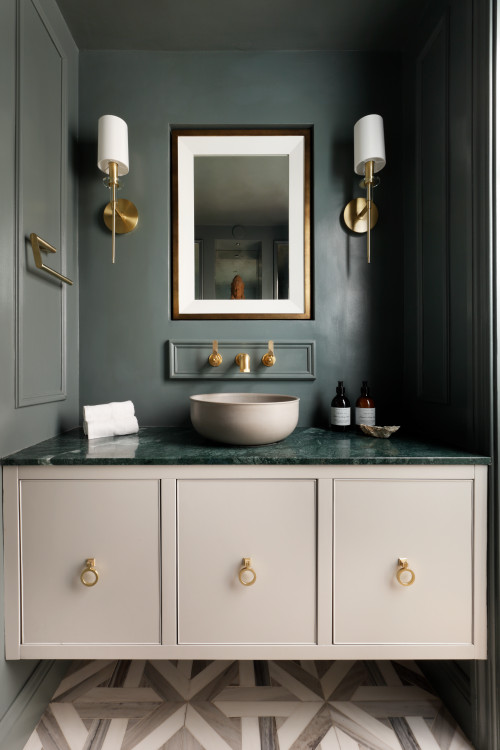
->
[343,198,379,233]
[80,558,99,587]
[343,160,379,263]
[29,234,73,285]
[238,557,257,586]
[235,353,250,373]
[396,558,415,587]
[109,161,118,265]
[261,340,276,367]
[208,340,223,367]
[102,161,139,264]
[103,199,139,234]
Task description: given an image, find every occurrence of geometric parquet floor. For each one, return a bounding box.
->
[23,660,474,750]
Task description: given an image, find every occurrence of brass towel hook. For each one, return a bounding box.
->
[30,234,73,285]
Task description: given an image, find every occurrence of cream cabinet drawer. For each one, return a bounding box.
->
[20,479,160,645]
[177,479,317,644]
[333,479,473,645]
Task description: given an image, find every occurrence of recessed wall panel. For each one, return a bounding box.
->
[16,0,67,406]
[417,14,450,404]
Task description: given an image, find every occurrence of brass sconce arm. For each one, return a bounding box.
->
[109,161,118,264]
[343,159,379,264]
[364,160,375,264]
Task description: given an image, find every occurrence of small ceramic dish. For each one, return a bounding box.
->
[359,425,400,439]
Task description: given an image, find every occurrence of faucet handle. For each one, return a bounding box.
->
[208,340,223,367]
[261,340,276,367]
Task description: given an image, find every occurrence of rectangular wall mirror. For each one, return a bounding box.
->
[172,128,311,319]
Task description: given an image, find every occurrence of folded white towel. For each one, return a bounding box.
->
[83,400,135,424]
[83,416,139,440]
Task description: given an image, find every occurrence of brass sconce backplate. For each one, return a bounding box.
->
[343,198,379,234]
[103,198,139,234]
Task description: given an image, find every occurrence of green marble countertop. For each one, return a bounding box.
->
[1,426,491,465]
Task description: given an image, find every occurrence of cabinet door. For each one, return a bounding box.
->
[177,479,316,644]
[20,480,160,644]
[334,479,473,645]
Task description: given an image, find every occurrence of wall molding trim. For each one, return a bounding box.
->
[0,660,67,750]
[168,339,316,380]
[15,0,68,408]
[415,7,451,405]
[471,0,497,745]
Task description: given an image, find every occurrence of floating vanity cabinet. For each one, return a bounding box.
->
[10,474,161,655]
[177,479,317,645]
[334,479,475,647]
[2,427,489,660]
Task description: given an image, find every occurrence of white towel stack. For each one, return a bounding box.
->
[83,400,139,440]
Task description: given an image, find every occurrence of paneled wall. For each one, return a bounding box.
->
[78,50,404,428]
[0,0,78,746]
[16,0,71,408]
[403,0,481,449]
[403,0,494,747]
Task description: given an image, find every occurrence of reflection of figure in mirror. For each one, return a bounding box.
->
[231,274,245,299]
[194,154,289,301]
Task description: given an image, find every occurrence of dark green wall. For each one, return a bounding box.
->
[78,50,404,427]
[402,0,495,747]
[0,0,78,746]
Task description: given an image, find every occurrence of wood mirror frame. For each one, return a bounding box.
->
[172,128,311,320]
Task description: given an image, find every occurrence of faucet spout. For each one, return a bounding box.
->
[235,353,251,373]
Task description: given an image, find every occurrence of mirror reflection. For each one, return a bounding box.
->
[194,155,289,300]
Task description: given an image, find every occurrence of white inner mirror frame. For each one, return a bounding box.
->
[172,129,310,319]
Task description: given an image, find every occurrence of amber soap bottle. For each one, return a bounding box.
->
[330,381,351,431]
[355,380,376,426]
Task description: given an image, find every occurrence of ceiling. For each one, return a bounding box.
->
[54,0,426,52]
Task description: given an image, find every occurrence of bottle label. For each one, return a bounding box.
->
[356,407,376,425]
[331,407,351,426]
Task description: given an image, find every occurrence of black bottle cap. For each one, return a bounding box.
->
[336,380,345,395]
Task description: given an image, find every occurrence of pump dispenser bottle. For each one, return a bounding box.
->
[331,381,351,431]
[355,380,376,426]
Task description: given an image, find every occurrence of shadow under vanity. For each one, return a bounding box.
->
[2,426,489,661]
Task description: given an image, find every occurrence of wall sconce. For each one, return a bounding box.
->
[343,114,386,263]
[97,114,139,263]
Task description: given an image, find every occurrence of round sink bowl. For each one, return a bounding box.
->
[190,393,299,445]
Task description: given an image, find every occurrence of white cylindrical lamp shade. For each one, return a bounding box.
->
[354,114,386,175]
[97,115,129,176]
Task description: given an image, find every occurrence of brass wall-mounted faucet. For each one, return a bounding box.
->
[235,353,250,373]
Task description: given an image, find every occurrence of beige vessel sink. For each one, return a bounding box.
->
[190,393,299,445]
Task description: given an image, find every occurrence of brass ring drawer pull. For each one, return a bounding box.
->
[238,557,257,586]
[80,558,99,587]
[397,557,415,586]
